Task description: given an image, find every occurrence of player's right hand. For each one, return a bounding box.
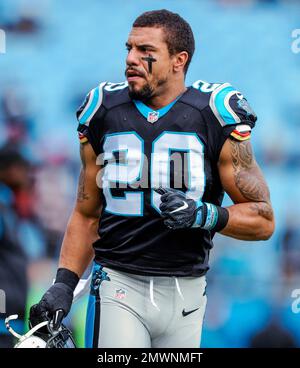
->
[155,187,200,229]
[29,283,73,330]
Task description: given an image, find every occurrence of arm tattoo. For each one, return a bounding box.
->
[249,203,273,220]
[230,139,273,220]
[230,138,253,170]
[77,144,90,202]
[79,143,86,169]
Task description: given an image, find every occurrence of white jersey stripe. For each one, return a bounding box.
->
[209,83,231,126]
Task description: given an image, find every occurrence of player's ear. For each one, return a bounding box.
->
[173,51,188,73]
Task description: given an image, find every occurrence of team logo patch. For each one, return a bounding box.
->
[115,288,126,300]
[237,98,256,118]
[147,111,159,123]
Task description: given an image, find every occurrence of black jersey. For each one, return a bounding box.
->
[76,80,257,277]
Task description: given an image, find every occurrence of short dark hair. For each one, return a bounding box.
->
[133,9,195,74]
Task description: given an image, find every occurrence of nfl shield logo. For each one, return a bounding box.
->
[147,111,159,123]
[115,288,126,300]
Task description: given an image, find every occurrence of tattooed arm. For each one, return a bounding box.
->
[218,138,275,241]
[58,142,102,277]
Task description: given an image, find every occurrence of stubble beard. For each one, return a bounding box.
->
[128,83,154,101]
[128,77,168,102]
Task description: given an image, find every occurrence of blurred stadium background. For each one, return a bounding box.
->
[0,0,300,348]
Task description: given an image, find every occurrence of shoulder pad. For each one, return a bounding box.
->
[102,81,131,110]
[182,80,222,111]
[77,82,107,126]
[208,82,257,127]
[77,81,130,126]
[192,80,223,94]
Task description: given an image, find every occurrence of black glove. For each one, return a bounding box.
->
[29,283,73,330]
[155,187,229,231]
[156,187,199,229]
[29,268,79,330]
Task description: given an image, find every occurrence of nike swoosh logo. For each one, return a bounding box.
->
[170,201,188,214]
[182,307,199,317]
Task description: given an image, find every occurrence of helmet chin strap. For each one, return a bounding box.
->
[5,314,48,341]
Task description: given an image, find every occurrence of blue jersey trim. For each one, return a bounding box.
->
[79,88,100,124]
[133,97,179,121]
[85,293,96,348]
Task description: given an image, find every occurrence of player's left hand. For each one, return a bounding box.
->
[155,187,202,229]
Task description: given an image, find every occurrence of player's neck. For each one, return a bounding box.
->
[146,82,187,110]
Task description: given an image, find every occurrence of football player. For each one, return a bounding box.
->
[29,9,275,348]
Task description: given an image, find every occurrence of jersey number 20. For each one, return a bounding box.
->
[102,131,205,216]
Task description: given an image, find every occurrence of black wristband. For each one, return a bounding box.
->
[200,203,229,232]
[55,268,79,291]
[214,206,229,232]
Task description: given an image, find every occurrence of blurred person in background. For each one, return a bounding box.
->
[250,314,297,348]
[0,85,37,162]
[33,154,77,259]
[0,0,41,35]
[281,215,300,280]
[0,148,30,347]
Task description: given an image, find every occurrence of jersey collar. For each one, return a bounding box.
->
[133,95,181,124]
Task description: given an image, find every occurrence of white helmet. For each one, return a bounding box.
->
[5,314,76,348]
